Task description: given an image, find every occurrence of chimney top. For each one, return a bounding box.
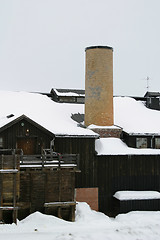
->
[85,45,113,51]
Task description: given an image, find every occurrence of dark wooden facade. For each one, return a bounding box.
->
[0,115,54,154]
[113,198,160,214]
[54,136,97,188]
[96,154,160,216]
[18,168,76,221]
[53,136,160,216]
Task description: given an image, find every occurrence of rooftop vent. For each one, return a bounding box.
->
[7,114,14,119]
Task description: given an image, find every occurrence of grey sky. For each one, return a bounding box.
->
[0,0,160,96]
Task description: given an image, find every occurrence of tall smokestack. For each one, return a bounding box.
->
[85,46,114,127]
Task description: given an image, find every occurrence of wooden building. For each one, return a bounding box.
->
[1,89,160,222]
[0,114,79,223]
[50,88,85,103]
[144,91,160,110]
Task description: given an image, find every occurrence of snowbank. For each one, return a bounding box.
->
[0,202,160,240]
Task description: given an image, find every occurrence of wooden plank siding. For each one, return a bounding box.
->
[18,169,75,221]
[54,137,97,188]
[96,155,160,216]
[114,198,160,214]
[0,119,53,153]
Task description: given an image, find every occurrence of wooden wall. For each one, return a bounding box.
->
[54,137,97,188]
[0,155,20,203]
[18,168,75,221]
[96,154,160,216]
[0,119,53,153]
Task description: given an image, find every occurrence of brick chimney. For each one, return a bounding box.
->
[85,46,122,138]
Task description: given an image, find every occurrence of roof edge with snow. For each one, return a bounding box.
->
[0,114,54,137]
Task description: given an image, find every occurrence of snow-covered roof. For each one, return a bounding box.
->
[114,96,160,134]
[1,92,160,138]
[52,88,85,97]
[95,138,160,155]
[113,191,160,200]
[0,91,97,137]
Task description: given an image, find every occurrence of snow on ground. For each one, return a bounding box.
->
[95,137,160,155]
[0,202,160,240]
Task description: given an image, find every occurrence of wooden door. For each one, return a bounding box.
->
[17,137,37,155]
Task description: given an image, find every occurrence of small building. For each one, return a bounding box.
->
[50,88,85,103]
[144,91,160,110]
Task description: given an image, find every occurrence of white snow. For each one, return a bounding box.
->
[53,89,85,97]
[1,92,160,137]
[88,96,160,134]
[113,191,160,200]
[88,124,121,129]
[0,202,160,240]
[95,137,160,155]
[0,169,18,173]
[114,96,160,134]
[0,91,96,137]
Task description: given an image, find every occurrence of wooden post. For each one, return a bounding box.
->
[58,154,61,168]
[12,208,17,224]
[70,205,76,221]
[42,154,44,168]
[77,154,80,170]
[0,155,4,222]
[57,206,62,218]
[58,169,61,202]
[13,154,17,224]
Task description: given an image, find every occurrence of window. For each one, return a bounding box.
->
[136,138,147,148]
[155,138,160,149]
[77,97,85,103]
[59,96,76,103]
[0,137,3,148]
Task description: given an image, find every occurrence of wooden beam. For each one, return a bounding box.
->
[44,201,76,207]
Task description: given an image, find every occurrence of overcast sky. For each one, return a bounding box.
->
[0,0,160,96]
